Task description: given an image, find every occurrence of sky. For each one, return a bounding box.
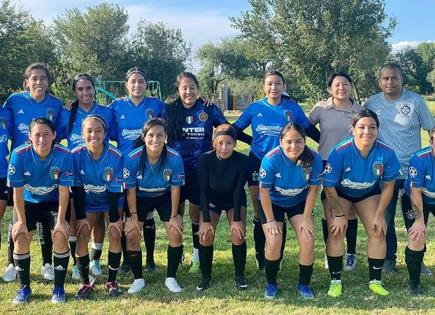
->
[10,0,435,67]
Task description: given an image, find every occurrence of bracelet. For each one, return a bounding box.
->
[170,214,178,218]
[266,219,275,223]
[335,214,345,218]
[130,212,137,215]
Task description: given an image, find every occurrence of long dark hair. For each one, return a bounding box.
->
[133,118,168,176]
[280,123,313,169]
[68,74,96,136]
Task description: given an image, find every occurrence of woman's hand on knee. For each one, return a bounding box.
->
[12,221,30,243]
[108,219,124,239]
[299,216,315,241]
[53,220,70,244]
[231,221,245,241]
[76,218,91,237]
[199,222,214,242]
[408,220,426,242]
[265,220,281,237]
[371,214,387,238]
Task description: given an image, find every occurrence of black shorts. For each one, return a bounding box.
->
[336,185,381,203]
[402,198,435,231]
[208,194,247,215]
[259,200,306,224]
[24,201,58,232]
[127,192,171,222]
[248,151,262,186]
[180,172,200,205]
[0,178,8,201]
[320,161,327,201]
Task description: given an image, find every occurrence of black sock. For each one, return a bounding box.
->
[76,254,90,284]
[280,220,287,262]
[121,232,129,265]
[90,242,103,261]
[192,223,199,250]
[53,250,70,288]
[167,245,183,278]
[265,258,280,285]
[346,219,358,255]
[232,242,247,277]
[13,252,30,286]
[144,218,156,265]
[108,251,122,282]
[368,257,384,281]
[322,218,328,244]
[253,217,265,263]
[69,237,77,265]
[127,250,143,279]
[298,263,314,285]
[7,223,14,265]
[38,222,53,265]
[327,255,343,280]
[198,244,213,280]
[405,247,424,285]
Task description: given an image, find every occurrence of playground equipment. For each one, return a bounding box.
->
[95,79,162,105]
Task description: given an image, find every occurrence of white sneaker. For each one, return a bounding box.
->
[3,263,17,282]
[165,277,182,293]
[128,278,146,294]
[41,263,54,281]
[90,260,103,276]
[71,265,80,280]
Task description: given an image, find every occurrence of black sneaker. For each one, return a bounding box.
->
[145,262,157,273]
[409,281,422,296]
[196,278,211,291]
[119,261,130,274]
[106,281,123,297]
[74,283,93,300]
[235,276,248,290]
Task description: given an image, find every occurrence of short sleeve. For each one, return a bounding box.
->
[108,155,124,193]
[381,150,401,182]
[293,102,310,128]
[59,153,74,187]
[259,157,275,189]
[309,153,323,185]
[170,155,185,186]
[308,105,320,125]
[323,149,343,187]
[234,105,253,130]
[123,154,138,189]
[408,154,425,188]
[7,150,24,187]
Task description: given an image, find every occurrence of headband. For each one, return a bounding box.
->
[213,129,236,141]
[126,68,146,81]
[82,115,107,131]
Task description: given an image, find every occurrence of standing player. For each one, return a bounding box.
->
[234,70,319,271]
[365,63,434,274]
[71,115,123,299]
[7,118,73,304]
[196,124,250,291]
[3,63,63,282]
[323,109,400,297]
[123,118,185,293]
[0,108,12,247]
[259,123,322,299]
[110,67,165,273]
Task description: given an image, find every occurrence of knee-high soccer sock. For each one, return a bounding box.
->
[346,219,358,255]
[121,232,129,266]
[53,250,70,288]
[143,218,156,266]
[405,247,424,285]
[253,217,265,266]
[90,242,103,261]
[265,258,280,285]
[232,242,247,277]
[368,257,384,281]
[198,244,213,280]
[13,252,30,287]
[69,237,77,266]
[107,251,121,282]
[191,223,200,262]
[280,220,287,262]
[327,255,343,280]
[127,250,143,279]
[38,222,53,265]
[167,245,183,278]
[298,263,314,285]
[7,223,14,265]
[76,254,90,285]
[322,218,328,244]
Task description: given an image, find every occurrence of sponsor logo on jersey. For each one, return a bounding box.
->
[340,179,377,190]
[186,116,194,124]
[401,105,411,116]
[409,167,417,178]
[84,183,107,193]
[373,161,383,176]
[255,124,282,136]
[18,109,25,114]
[163,168,172,181]
[103,167,113,182]
[70,133,82,143]
[47,108,55,121]
[121,129,141,140]
[198,111,208,122]
[275,185,307,196]
[284,110,292,122]
[123,168,130,178]
[146,109,154,120]
[8,165,16,176]
[24,183,57,195]
[50,167,61,180]
[18,123,29,133]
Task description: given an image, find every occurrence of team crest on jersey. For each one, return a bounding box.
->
[259,168,266,179]
[0,118,6,129]
[186,116,194,124]
[8,165,15,176]
[409,167,417,178]
[323,163,332,174]
[303,167,312,180]
[284,110,292,122]
[162,169,172,181]
[198,111,208,122]
[146,109,154,120]
[50,167,61,180]
[401,105,411,116]
[123,168,130,179]
[252,171,259,181]
[46,108,55,121]
[373,161,384,176]
[103,167,113,182]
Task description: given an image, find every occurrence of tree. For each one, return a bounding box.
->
[231,0,395,100]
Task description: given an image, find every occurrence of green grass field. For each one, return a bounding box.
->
[0,101,434,314]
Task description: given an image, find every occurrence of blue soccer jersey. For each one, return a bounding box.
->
[166,100,227,175]
[259,146,323,207]
[57,102,116,149]
[323,137,400,198]
[123,146,185,198]
[7,144,74,203]
[110,97,164,155]
[234,97,311,160]
[3,91,63,150]
[404,147,435,205]
[72,143,123,212]
[0,108,12,178]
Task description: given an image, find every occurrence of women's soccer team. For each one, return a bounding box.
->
[0,62,434,304]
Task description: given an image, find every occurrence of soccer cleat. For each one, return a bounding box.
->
[3,263,17,282]
[41,263,55,281]
[119,261,130,274]
[74,283,93,300]
[264,283,278,299]
[188,260,200,273]
[420,262,433,276]
[90,260,103,276]
[235,276,248,290]
[128,278,146,294]
[381,259,396,274]
[408,281,422,296]
[196,278,212,291]
[51,286,66,303]
[145,262,157,273]
[343,253,356,271]
[13,285,32,304]
[106,281,123,297]
[165,277,183,293]
[297,284,315,299]
[369,280,390,296]
[71,265,80,281]
[327,280,342,298]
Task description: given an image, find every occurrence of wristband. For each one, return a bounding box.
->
[130,212,137,215]
[170,214,178,218]
[266,219,275,223]
[335,214,345,218]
